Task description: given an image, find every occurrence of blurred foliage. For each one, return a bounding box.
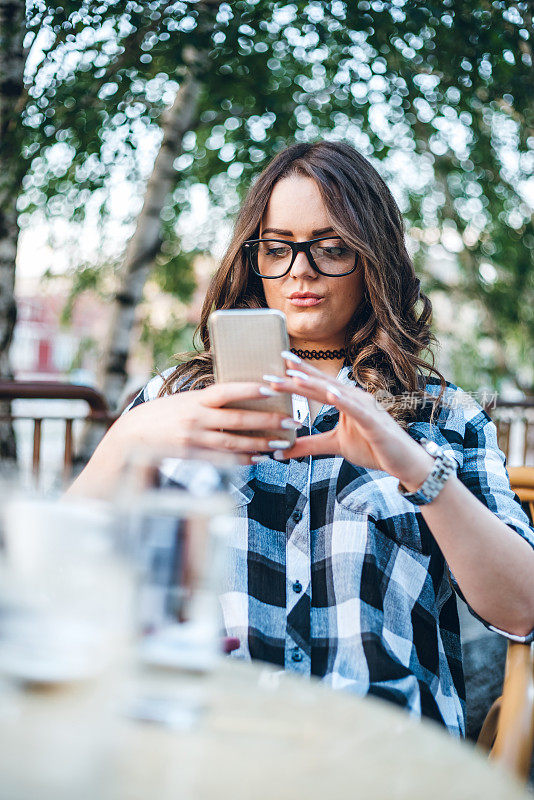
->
[445,337,500,395]
[48,263,103,325]
[152,232,198,301]
[144,242,198,365]
[140,316,196,371]
[4,0,533,389]
[68,334,98,372]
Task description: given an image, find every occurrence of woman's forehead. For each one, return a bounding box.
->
[262,174,332,233]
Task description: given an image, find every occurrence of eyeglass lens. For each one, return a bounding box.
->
[249,238,357,277]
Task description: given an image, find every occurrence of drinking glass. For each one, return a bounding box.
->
[0,490,135,799]
[117,446,238,730]
[0,495,133,683]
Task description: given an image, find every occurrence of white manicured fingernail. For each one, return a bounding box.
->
[281,350,302,364]
[281,418,302,430]
[286,369,311,382]
[251,455,270,463]
[263,374,286,384]
[326,383,343,398]
[273,450,287,461]
[259,386,278,397]
[268,439,291,449]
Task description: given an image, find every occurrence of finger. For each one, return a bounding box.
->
[272,375,379,433]
[273,431,339,460]
[279,365,349,402]
[264,374,334,407]
[195,429,291,454]
[203,382,272,408]
[281,351,334,382]
[324,386,379,431]
[205,407,301,433]
[282,366,374,408]
[282,353,377,406]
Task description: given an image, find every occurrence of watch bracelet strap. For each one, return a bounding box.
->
[397,451,456,505]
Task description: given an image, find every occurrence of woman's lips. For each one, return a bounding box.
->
[289,295,324,307]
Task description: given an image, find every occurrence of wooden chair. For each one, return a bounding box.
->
[0,380,116,483]
[477,466,534,782]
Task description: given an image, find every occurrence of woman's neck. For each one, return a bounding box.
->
[301,357,345,378]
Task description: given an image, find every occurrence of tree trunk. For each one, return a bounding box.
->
[0,0,26,464]
[101,70,203,410]
[75,67,204,464]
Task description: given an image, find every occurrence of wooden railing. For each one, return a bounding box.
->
[0,380,117,481]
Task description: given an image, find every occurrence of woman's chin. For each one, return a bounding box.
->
[285,307,326,327]
[287,320,334,345]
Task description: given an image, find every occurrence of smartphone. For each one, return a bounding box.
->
[208,309,295,446]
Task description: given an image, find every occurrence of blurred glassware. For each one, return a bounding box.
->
[0,486,135,800]
[0,445,241,800]
[0,494,133,685]
[116,445,239,730]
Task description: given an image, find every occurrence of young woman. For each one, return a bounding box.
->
[69,141,534,737]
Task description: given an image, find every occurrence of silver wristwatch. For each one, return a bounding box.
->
[397,438,457,506]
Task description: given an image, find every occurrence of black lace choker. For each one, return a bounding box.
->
[291,347,347,360]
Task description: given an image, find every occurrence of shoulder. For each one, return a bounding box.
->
[420,376,491,433]
[408,377,496,465]
[122,367,179,414]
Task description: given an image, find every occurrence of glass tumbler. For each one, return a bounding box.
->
[117,446,238,731]
[0,493,135,799]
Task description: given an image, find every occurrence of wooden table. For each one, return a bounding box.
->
[1,659,532,800]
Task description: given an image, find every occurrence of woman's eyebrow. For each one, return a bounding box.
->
[261,226,335,237]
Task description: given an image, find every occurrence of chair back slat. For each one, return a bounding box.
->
[64,418,74,481]
[523,421,531,466]
[496,419,512,461]
[32,419,42,478]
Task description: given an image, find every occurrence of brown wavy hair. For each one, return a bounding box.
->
[158,140,446,427]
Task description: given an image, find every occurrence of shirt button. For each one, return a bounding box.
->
[292,580,302,594]
[291,649,303,663]
[292,510,302,523]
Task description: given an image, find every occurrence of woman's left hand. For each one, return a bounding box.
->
[266,356,434,490]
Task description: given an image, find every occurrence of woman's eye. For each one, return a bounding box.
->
[267,247,289,257]
[320,246,347,257]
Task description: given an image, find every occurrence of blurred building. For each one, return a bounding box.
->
[11,255,214,388]
[13,279,101,380]
[12,275,152,386]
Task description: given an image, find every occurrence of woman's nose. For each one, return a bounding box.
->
[289,251,316,278]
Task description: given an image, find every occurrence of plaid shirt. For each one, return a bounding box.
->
[127,367,534,737]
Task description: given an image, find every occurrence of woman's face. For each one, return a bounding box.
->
[259,174,364,349]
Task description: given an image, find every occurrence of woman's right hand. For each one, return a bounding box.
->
[67,382,297,498]
[116,381,297,456]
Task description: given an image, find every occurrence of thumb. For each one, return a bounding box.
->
[276,431,339,460]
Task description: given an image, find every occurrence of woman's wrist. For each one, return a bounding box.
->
[393,445,435,493]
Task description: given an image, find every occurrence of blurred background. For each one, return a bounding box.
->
[0,0,533,474]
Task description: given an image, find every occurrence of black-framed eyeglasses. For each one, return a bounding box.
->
[242,237,360,278]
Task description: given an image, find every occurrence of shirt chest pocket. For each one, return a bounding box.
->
[228,464,255,509]
[229,485,254,510]
[336,471,430,555]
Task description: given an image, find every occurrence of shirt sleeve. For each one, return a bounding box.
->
[450,407,534,642]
